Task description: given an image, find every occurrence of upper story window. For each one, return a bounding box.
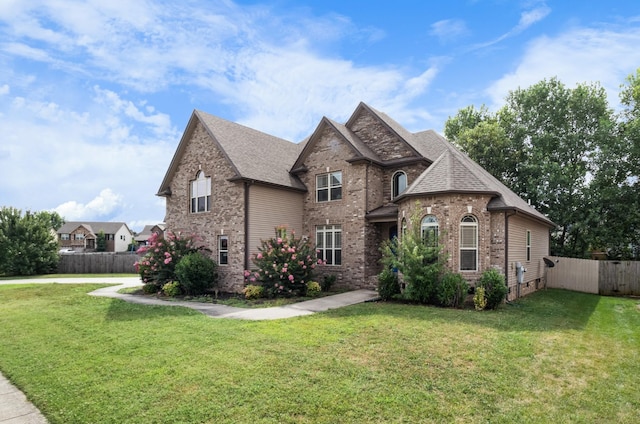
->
[316,171,342,202]
[392,171,407,199]
[75,234,85,240]
[421,215,439,247]
[190,171,211,213]
[460,215,478,271]
[60,233,70,240]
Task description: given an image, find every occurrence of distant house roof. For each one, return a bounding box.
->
[57,221,132,236]
[134,224,165,242]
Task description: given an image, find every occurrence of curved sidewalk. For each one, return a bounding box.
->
[1,277,379,423]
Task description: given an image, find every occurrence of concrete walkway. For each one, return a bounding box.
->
[1,276,379,423]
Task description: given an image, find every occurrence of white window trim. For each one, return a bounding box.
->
[190,171,211,213]
[316,171,342,202]
[459,215,478,272]
[218,235,229,265]
[316,224,342,266]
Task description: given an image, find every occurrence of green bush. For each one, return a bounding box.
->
[306,281,322,297]
[162,281,181,297]
[436,271,469,308]
[477,268,508,309]
[377,268,400,301]
[134,231,204,288]
[142,283,159,294]
[174,252,218,296]
[473,286,487,311]
[242,284,264,300]
[321,274,336,292]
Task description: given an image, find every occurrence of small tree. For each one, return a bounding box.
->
[96,230,106,252]
[380,204,445,304]
[249,226,321,297]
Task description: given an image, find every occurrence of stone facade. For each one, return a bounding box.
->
[159,104,553,299]
[164,121,246,292]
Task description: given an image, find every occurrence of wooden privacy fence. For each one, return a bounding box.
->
[546,256,640,296]
[58,253,138,274]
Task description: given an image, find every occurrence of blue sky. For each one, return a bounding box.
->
[1,0,639,232]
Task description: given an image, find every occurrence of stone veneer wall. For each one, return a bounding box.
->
[164,121,246,292]
[398,194,499,287]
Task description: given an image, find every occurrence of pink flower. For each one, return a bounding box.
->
[317,259,323,264]
[257,253,263,259]
[244,270,251,277]
[164,258,172,264]
[292,254,297,260]
[277,238,283,244]
[288,275,294,282]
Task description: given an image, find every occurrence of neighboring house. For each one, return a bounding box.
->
[134,224,166,246]
[57,221,134,252]
[158,102,554,300]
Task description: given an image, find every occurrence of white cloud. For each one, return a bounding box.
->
[0,84,8,95]
[472,5,551,50]
[54,188,123,221]
[430,19,469,43]
[486,25,640,109]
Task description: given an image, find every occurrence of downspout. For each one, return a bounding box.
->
[504,210,516,301]
[244,181,251,272]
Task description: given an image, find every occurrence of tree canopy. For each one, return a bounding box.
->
[445,74,639,259]
[0,207,64,276]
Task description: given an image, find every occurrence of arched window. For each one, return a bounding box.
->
[392,171,407,199]
[460,215,478,271]
[190,171,211,213]
[421,215,439,247]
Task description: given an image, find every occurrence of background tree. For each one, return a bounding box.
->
[0,207,63,276]
[96,230,106,252]
[445,77,618,258]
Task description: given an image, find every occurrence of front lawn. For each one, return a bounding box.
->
[1,284,638,423]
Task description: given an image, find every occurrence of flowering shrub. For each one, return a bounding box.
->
[134,231,205,289]
[247,226,322,297]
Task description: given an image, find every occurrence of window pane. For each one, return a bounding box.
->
[197,196,206,212]
[206,195,211,211]
[317,188,328,202]
[220,238,228,250]
[316,231,324,248]
[460,226,477,248]
[317,174,328,189]
[191,198,196,213]
[460,250,477,271]
[330,172,341,186]
[326,232,333,249]
[219,252,228,265]
[335,249,342,265]
[331,187,342,200]
[334,231,341,248]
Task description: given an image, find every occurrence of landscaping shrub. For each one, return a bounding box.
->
[306,281,322,297]
[473,286,487,310]
[377,268,400,301]
[174,252,218,296]
[242,284,264,300]
[436,271,469,308]
[162,281,181,297]
[142,283,159,294]
[248,226,321,297]
[321,274,336,292]
[134,231,205,289]
[476,268,508,309]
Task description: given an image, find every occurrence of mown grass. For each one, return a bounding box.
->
[0,273,138,280]
[1,284,639,423]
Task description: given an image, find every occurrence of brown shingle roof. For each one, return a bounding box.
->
[57,221,131,236]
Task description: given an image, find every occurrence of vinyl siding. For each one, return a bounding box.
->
[248,184,304,257]
[506,214,550,289]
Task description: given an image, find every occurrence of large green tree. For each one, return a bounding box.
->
[0,207,64,276]
[445,77,619,258]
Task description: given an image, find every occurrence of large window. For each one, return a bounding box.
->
[421,215,439,247]
[316,171,342,202]
[190,171,211,213]
[61,233,70,240]
[218,236,228,265]
[526,230,531,262]
[316,225,342,265]
[460,215,478,271]
[392,171,407,199]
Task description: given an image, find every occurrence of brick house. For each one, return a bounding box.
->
[158,103,554,300]
[134,224,166,246]
[57,221,133,252]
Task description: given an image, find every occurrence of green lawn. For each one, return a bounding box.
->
[1,284,638,423]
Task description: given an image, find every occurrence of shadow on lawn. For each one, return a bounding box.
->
[330,289,602,333]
